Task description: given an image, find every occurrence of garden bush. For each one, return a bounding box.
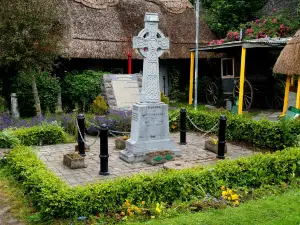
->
[62,70,107,112]
[0,129,20,148]
[0,122,71,147]
[169,108,300,150]
[15,71,60,117]
[6,146,300,219]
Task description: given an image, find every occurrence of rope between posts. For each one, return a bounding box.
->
[186,113,219,134]
[75,120,99,147]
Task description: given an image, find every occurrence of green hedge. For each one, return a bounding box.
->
[0,123,71,147]
[169,108,300,150]
[6,146,300,219]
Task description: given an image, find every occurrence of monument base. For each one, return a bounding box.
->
[119,102,180,163]
[119,139,181,163]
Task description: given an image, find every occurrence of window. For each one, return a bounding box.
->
[221,58,234,78]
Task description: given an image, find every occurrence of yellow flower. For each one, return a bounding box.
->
[234,200,239,206]
[121,212,125,216]
[126,202,130,207]
[129,212,133,217]
[221,186,226,191]
[156,203,161,213]
[172,125,176,129]
[151,216,156,219]
[222,191,227,197]
[228,189,233,195]
[231,194,239,201]
[228,197,231,201]
[134,206,139,211]
[127,209,131,213]
[141,201,145,205]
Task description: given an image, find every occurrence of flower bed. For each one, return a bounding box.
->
[6,145,300,219]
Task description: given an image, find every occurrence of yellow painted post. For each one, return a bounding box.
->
[238,48,246,115]
[296,77,300,109]
[189,51,195,105]
[282,76,290,115]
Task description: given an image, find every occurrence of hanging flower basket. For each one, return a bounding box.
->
[63,153,85,169]
[146,150,175,166]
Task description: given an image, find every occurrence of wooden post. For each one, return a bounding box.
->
[291,75,295,86]
[189,51,195,105]
[296,77,300,109]
[282,76,291,115]
[238,48,246,115]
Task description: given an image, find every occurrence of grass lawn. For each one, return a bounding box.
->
[129,188,300,225]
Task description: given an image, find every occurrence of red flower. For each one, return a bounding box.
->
[280,24,285,29]
[246,28,253,34]
[273,19,277,24]
[263,19,267,24]
[272,8,276,13]
[255,19,260,23]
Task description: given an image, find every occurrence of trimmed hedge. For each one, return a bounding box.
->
[169,108,300,150]
[0,123,71,147]
[6,146,300,219]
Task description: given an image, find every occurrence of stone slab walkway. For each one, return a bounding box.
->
[36,132,253,186]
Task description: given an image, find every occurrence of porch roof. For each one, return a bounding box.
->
[190,38,291,52]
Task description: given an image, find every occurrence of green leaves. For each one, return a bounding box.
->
[170,107,299,150]
[0,122,70,147]
[201,0,268,37]
[62,70,107,111]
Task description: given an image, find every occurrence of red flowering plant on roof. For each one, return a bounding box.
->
[208,10,298,46]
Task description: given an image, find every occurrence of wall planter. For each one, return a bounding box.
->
[115,136,129,150]
[204,140,227,154]
[63,153,85,169]
[146,150,175,166]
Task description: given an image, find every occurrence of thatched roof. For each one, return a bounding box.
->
[61,0,216,59]
[273,30,300,75]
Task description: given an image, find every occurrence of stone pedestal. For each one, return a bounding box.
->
[119,102,180,163]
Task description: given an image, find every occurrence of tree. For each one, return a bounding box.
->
[200,0,268,37]
[0,0,65,116]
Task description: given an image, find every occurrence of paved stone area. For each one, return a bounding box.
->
[36,132,253,186]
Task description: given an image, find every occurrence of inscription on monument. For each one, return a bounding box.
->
[110,74,140,109]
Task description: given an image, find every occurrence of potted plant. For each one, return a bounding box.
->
[146,150,175,166]
[115,135,129,150]
[75,144,90,152]
[63,153,85,169]
[205,136,227,154]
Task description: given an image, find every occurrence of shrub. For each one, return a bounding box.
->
[161,92,169,104]
[89,96,108,115]
[6,146,300,219]
[12,122,70,146]
[15,71,60,117]
[0,129,20,148]
[62,70,107,111]
[202,0,267,37]
[169,108,300,150]
[0,122,72,147]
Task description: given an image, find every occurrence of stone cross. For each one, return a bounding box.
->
[133,13,169,103]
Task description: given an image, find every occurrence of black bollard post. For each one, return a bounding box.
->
[99,124,109,175]
[179,108,187,145]
[77,114,86,157]
[217,115,226,159]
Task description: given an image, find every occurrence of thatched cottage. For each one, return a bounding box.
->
[59,0,216,95]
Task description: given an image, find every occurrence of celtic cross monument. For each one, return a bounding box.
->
[119,12,180,163]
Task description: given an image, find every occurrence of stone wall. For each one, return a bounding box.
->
[261,0,298,16]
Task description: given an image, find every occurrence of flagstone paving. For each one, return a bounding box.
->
[36,132,254,186]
